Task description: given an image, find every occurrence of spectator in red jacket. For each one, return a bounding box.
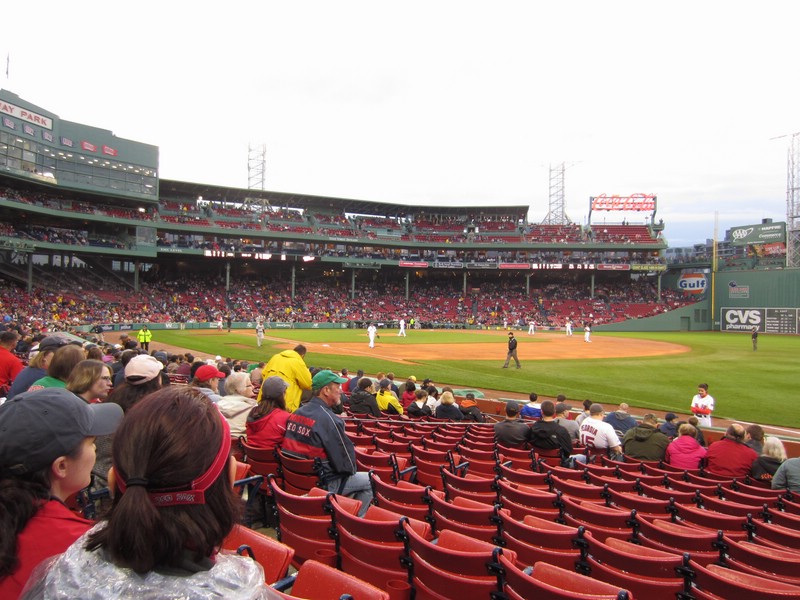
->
[0,388,123,599]
[246,376,290,451]
[0,330,23,396]
[705,423,758,478]
[401,380,417,409]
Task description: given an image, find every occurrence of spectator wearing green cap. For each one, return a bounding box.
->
[282,370,373,516]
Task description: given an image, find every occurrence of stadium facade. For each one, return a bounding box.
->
[0,89,795,334]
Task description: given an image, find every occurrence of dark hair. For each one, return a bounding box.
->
[86,387,239,574]
[0,331,19,346]
[0,443,83,577]
[85,346,104,361]
[405,381,416,393]
[47,344,85,382]
[698,383,709,391]
[582,399,593,410]
[189,360,206,379]
[529,392,538,402]
[106,378,163,413]
[294,345,307,356]
[119,349,138,367]
[540,400,555,417]
[357,377,373,391]
[746,424,764,442]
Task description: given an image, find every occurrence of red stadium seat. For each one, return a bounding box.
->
[221,524,294,584]
[273,559,391,600]
[497,553,633,600]
[369,472,432,521]
[401,522,514,600]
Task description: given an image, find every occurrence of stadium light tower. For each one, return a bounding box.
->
[541,162,571,225]
[787,133,800,268]
[244,143,270,211]
[247,143,267,191]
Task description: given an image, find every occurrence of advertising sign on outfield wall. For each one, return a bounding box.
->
[677,271,708,295]
[721,307,799,334]
[729,222,786,246]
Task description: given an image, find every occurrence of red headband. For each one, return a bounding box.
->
[116,409,231,506]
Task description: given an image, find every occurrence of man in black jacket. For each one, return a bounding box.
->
[502,332,521,369]
[529,400,575,467]
[494,401,531,448]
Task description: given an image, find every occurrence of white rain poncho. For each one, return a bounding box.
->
[21,526,281,600]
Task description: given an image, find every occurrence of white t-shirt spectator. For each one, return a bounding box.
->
[579,418,621,450]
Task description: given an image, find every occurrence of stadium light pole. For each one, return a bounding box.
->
[787,133,800,268]
[770,132,800,268]
[712,211,718,328]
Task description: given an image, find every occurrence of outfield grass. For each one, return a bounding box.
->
[154,329,799,429]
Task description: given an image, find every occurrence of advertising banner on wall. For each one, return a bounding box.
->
[728,222,786,246]
[676,270,708,296]
[721,307,799,334]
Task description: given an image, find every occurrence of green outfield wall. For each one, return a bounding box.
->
[713,268,800,333]
[595,300,710,332]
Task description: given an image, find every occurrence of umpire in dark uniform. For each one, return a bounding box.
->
[503,331,521,369]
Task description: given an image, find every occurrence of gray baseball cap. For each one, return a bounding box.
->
[38,334,82,353]
[261,375,289,399]
[0,388,123,476]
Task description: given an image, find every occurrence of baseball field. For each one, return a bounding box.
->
[146,327,799,430]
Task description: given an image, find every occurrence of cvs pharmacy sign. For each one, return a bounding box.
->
[722,308,763,331]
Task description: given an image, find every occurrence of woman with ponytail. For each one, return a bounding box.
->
[22,386,280,599]
[0,388,123,600]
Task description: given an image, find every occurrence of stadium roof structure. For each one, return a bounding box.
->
[159,178,528,219]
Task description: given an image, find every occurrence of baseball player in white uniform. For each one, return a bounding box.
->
[367,323,377,348]
[398,318,407,337]
[527,319,536,335]
[690,383,715,427]
[565,319,573,336]
[255,320,265,347]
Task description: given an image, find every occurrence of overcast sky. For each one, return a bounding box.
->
[3,1,799,247]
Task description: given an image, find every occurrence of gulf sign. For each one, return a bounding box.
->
[677,273,707,294]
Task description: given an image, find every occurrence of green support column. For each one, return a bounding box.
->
[27,255,33,294]
[225,261,231,291]
[134,260,140,293]
[351,269,356,300]
[291,264,296,301]
[405,271,410,300]
[590,273,595,298]
[463,272,467,296]
[657,272,662,301]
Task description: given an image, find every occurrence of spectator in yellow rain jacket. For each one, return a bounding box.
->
[257,345,312,413]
